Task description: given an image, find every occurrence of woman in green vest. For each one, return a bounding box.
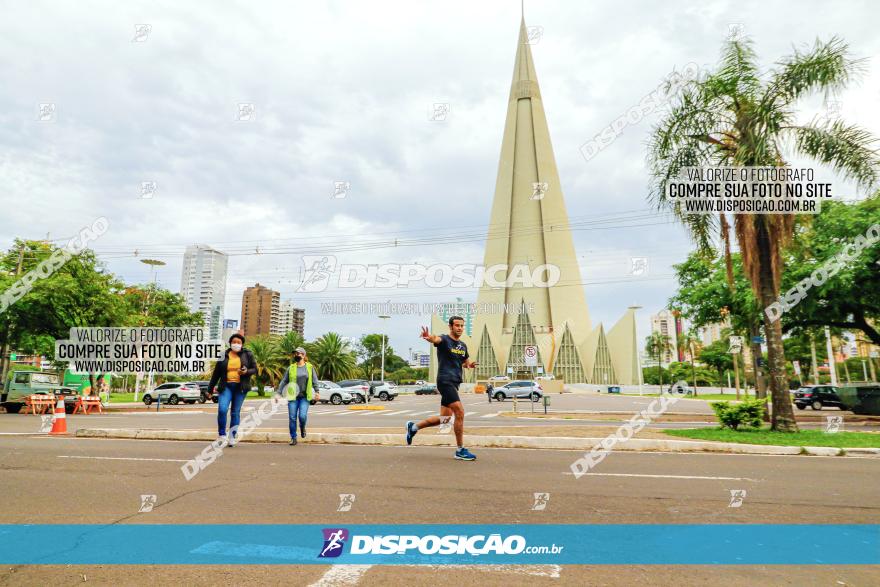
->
[276,346,317,445]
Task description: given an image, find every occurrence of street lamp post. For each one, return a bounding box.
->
[137,259,166,401]
[629,305,643,396]
[379,315,391,382]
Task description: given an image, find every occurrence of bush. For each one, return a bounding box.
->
[710,399,765,431]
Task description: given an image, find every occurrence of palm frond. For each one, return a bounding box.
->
[784,120,880,191]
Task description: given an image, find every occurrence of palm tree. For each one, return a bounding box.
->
[645,332,673,390]
[276,330,304,358]
[648,35,880,431]
[680,329,701,395]
[309,332,358,382]
[246,335,285,395]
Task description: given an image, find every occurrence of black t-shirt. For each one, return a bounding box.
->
[434,334,468,384]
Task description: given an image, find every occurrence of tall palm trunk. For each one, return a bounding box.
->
[756,221,798,431]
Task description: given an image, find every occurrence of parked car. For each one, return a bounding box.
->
[337,379,370,403]
[667,382,695,395]
[143,382,202,405]
[2,370,78,414]
[316,381,352,405]
[793,385,846,411]
[186,381,210,404]
[492,380,543,402]
[415,384,439,395]
[535,374,556,381]
[488,375,511,384]
[368,381,399,401]
[415,380,427,386]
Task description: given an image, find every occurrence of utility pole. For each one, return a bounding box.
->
[825,326,838,386]
[0,244,25,385]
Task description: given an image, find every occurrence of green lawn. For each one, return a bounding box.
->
[664,427,880,448]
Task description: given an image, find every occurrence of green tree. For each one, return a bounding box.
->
[356,333,405,380]
[120,284,204,327]
[649,35,880,430]
[645,332,673,388]
[778,198,880,344]
[309,332,357,382]
[0,240,127,388]
[246,335,284,395]
[698,339,734,387]
[276,330,305,358]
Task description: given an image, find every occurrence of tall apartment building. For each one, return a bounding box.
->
[180,245,228,340]
[650,310,679,366]
[700,318,731,348]
[241,283,280,337]
[277,301,305,336]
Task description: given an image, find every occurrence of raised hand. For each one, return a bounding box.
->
[420,326,432,341]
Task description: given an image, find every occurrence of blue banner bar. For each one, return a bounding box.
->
[0,525,876,565]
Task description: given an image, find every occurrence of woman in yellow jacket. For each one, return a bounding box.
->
[276,346,318,445]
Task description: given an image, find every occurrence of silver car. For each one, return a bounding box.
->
[492,380,543,402]
[143,382,202,405]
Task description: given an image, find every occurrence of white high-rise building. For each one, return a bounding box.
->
[650,310,679,367]
[180,245,228,340]
[276,301,305,336]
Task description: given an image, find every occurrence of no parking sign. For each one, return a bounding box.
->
[524,345,538,367]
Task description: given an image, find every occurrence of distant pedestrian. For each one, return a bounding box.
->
[486,382,494,403]
[277,346,318,445]
[208,333,256,446]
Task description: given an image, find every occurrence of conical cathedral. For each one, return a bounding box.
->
[430,18,639,386]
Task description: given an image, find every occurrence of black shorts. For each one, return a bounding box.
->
[437,380,461,407]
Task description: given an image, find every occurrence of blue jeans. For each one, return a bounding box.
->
[287,398,309,438]
[217,382,246,437]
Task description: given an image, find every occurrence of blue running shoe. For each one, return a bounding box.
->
[455,447,476,461]
[405,421,418,445]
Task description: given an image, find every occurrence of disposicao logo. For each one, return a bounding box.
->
[318,528,349,558]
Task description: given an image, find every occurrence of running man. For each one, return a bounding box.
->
[406,316,477,461]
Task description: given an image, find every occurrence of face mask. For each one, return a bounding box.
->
[230,343,242,352]
[293,355,302,363]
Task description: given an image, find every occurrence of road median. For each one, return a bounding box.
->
[74,427,880,457]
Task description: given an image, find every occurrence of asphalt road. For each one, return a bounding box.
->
[1,433,878,585]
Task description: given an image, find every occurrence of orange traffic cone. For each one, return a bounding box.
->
[49,399,68,435]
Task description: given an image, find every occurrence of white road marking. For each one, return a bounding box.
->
[383,410,413,416]
[411,411,436,416]
[567,472,760,482]
[58,455,189,463]
[309,564,373,586]
[480,413,500,418]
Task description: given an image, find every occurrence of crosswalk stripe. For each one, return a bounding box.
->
[412,410,435,416]
[383,410,413,416]
[480,413,500,418]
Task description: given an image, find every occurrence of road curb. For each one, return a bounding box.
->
[73,428,878,456]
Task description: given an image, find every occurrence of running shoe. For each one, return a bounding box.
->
[454,447,476,461]
[405,421,418,445]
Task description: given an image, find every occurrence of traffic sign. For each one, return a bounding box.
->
[751,336,765,344]
[728,336,743,354]
[524,345,538,367]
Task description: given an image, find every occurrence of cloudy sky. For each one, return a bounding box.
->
[2,0,879,358]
